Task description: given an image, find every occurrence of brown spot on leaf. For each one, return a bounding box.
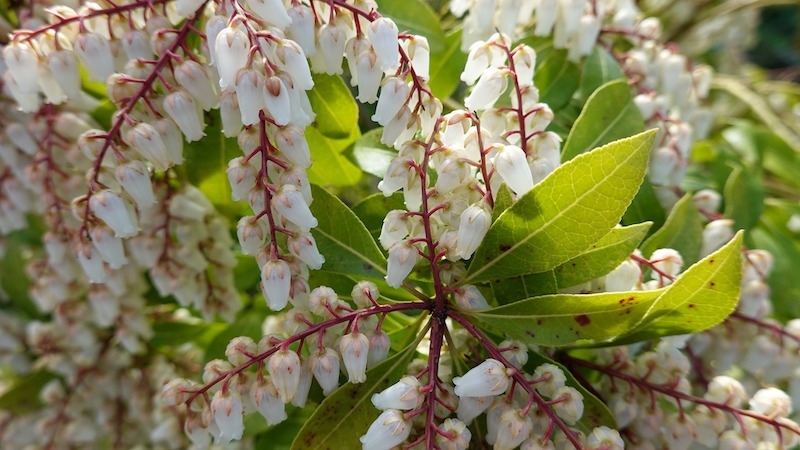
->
[709,281,716,287]
[688,304,696,309]
[709,259,715,264]
[536,319,543,325]
[500,245,511,252]
[574,315,591,326]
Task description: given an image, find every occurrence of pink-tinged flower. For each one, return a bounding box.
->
[76,241,107,284]
[359,409,411,450]
[89,226,127,270]
[249,378,288,425]
[175,60,219,110]
[89,190,138,238]
[115,161,156,209]
[211,390,244,443]
[163,90,206,141]
[309,347,341,396]
[287,233,325,270]
[367,18,400,72]
[494,144,534,196]
[454,285,490,311]
[226,157,258,202]
[355,49,383,104]
[385,241,419,288]
[261,259,292,311]
[551,386,584,424]
[73,33,115,83]
[339,331,370,383]
[275,126,312,169]
[273,185,318,231]
[275,40,314,91]
[268,349,302,403]
[371,376,422,410]
[366,330,390,368]
[436,418,472,450]
[453,359,511,398]
[235,69,265,126]
[263,76,292,126]
[494,409,533,450]
[236,216,267,256]
[127,123,171,171]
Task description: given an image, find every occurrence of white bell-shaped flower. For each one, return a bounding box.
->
[355,49,383,104]
[371,376,422,411]
[263,76,292,126]
[76,241,107,283]
[287,233,325,270]
[309,347,341,396]
[367,330,390,368]
[249,378,287,425]
[89,190,139,238]
[367,18,400,72]
[551,386,584,424]
[275,40,314,90]
[701,219,734,257]
[73,33,115,83]
[287,5,316,56]
[456,203,491,260]
[604,259,640,292]
[372,77,410,126]
[359,409,411,450]
[127,123,171,171]
[495,144,534,196]
[273,185,318,231]
[234,69,265,126]
[292,358,313,408]
[275,126,312,168]
[3,42,40,93]
[211,390,244,443]
[465,67,508,111]
[46,50,82,99]
[461,42,491,86]
[494,409,533,450]
[454,285,490,311]
[261,259,292,310]
[163,90,206,141]
[404,36,430,80]
[215,26,251,91]
[226,157,258,201]
[90,226,128,270]
[236,216,267,256]
[453,359,511,398]
[339,331,370,384]
[385,241,419,288]
[318,23,347,75]
[175,0,206,18]
[247,0,291,28]
[456,395,493,424]
[650,248,684,281]
[268,348,302,403]
[175,60,219,110]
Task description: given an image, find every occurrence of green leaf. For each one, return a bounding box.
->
[291,339,419,449]
[307,74,359,139]
[256,407,313,449]
[0,371,55,414]
[576,46,625,102]
[151,321,226,348]
[534,49,581,110]
[622,176,666,233]
[0,230,41,318]
[561,80,645,161]
[184,110,239,185]
[640,194,703,266]
[375,0,446,52]
[615,231,744,343]
[428,29,468,99]
[309,184,387,279]
[468,290,664,347]
[525,353,616,432]
[346,128,395,178]
[462,130,656,285]
[554,222,652,289]
[751,205,800,320]
[723,165,764,231]
[306,127,362,187]
[491,271,558,305]
[491,184,514,222]
[204,314,263,361]
[352,193,406,241]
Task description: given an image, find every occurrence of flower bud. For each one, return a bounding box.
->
[234,69,265,126]
[268,349,302,403]
[76,241,107,283]
[351,281,380,308]
[309,347,341,396]
[237,216,267,256]
[693,189,721,214]
[749,387,792,418]
[701,219,734,257]
[339,331,370,384]
[531,363,566,398]
[436,418,472,450]
[225,336,256,366]
[586,426,624,450]
[275,40,314,90]
[551,386,584,424]
[650,248,684,281]
[453,359,511,398]
[261,259,292,310]
[456,395,493,424]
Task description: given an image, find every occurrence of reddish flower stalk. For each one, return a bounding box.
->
[449,312,584,448]
[561,354,800,439]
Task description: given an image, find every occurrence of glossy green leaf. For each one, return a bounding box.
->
[462,130,656,285]
[306,127,362,187]
[534,49,581,110]
[554,222,652,289]
[491,270,558,305]
[640,194,703,266]
[428,29,468,99]
[352,193,406,241]
[525,352,616,431]
[184,110,239,185]
[0,230,41,319]
[622,176,665,233]
[309,184,387,279]
[561,80,645,161]
[0,370,55,414]
[151,321,226,348]
[751,205,800,320]
[346,128,395,178]
[308,74,359,139]
[469,289,664,347]
[491,183,514,222]
[724,165,764,231]
[204,314,263,361]
[374,0,446,52]
[291,339,419,449]
[576,46,625,102]
[615,231,744,343]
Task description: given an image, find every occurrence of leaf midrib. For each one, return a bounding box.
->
[462,140,646,284]
[315,227,387,275]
